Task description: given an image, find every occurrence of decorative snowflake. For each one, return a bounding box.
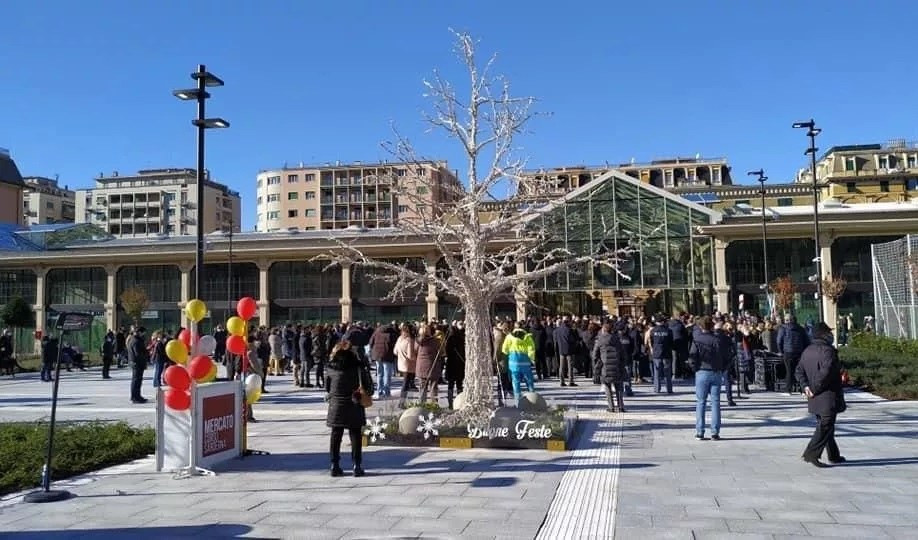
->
[364,416,388,443]
[416,411,441,440]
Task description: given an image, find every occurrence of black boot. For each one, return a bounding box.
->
[349,427,364,477]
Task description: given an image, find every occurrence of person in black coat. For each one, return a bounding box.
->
[444,324,466,409]
[40,335,59,382]
[127,327,149,403]
[592,322,626,412]
[325,340,370,477]
[795,323,847,468]
[529,319,548,381]
[553,318,578,386]
[101,330,115,379]
[777,314,810,395]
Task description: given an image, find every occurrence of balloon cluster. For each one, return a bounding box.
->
[162,297,263,411]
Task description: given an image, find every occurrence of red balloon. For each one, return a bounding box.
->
[188,355,214,381]
[164,389,191,411]
[163,365,191,392]
[226,334,247,356]
[237,297,257,321]
[177,328,192,349]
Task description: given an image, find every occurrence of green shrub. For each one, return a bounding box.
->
[839,346,918,400]
[0,421,155,496]
[849,332,918,357]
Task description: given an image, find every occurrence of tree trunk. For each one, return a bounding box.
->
[461,291,495,419]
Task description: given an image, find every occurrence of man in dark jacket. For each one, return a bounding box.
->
[127,327,149,403]
[593,322,626,412]
[40,335,59,382]
[553,317,578,387]
[213,324,228,365]
[650,315,674,394]
[101,329,116,379]
[368,322,398,397]
[777,314,810,395]
[795,323,846,467]
[299,328,313,387]
[116,327,127,368]
[689,316,725,440]
[529,319,548,381]
[668,314,688,379]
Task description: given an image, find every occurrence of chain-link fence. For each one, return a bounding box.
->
[871,235,918,338]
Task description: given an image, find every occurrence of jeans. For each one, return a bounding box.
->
[803,413,841,462]
[152,359,165,388]
[558,355,574,384]
[376,361,394,396]
[398,373,416,406]
[509,366,535,404]
[652,357,672,393]
[695,370,723,436]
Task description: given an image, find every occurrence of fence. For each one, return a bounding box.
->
[871,235,918,339]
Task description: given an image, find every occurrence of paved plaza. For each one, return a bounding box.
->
[1,366,918,539]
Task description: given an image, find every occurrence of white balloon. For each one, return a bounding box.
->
[244,373,262,395]
[197,335,217,356]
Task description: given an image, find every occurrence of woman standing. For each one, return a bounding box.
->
[415,324,442,405]
[593,321,626,413]
[395,325,418,407]
[151,331,168,388]
[325,340,369,477]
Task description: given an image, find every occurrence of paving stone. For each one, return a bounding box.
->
[726,518,808,534]
[802,522,896,538]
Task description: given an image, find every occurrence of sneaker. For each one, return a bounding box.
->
[803,457,829,468]
[353,466,365,477]
[560,382,567,387]
[569,382,578,387]
[828,456,847,464]
[711,434,721,441]
[695,433,705,440]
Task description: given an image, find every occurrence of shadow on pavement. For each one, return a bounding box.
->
[0,524,254,539]
[834,456,918,467]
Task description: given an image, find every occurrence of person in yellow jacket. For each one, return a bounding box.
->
[501,322,536,405]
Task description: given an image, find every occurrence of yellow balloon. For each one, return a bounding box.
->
[165,339,188,365]
[245,388,262,405]
[226,316,246,337]
[185,299,207,323]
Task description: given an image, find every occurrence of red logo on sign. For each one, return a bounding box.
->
[201,393,235,457]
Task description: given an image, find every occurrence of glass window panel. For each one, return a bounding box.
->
[269,261,342,300]
[117,265,181,303]
[0,269,37,305]
[352,258,424,300]
[48,267,107,305]
[668,239,692,286]
[641,238,667,287]
[665,199,691,237]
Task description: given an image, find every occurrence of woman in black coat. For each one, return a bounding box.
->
[325,340,370,477]
[444,325,466,409]
[592,322,626,413]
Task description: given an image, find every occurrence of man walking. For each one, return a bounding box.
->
[689,317,725,440]
[796,323,846,468]
[649,315,674,394]
[127,327,149,404]
[668,313,688,379]
[777,314,810,395]
[101,329,115,379]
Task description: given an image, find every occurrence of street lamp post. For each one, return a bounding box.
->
[226,214,234,321]
[173,65,230,300]
[748,169,769,314]
[792,119,824,322]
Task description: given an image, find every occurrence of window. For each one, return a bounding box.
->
[777,197,793,207]
[734,199,750,206]
[256,196,263,205]
[305,192,316,200]
[907,178,918,191]
[288,209,298,218]
[416,168,425,176]
[257,179,263,188]
[256,213,262,223]
[398,205,409,213]
[909,156,917,168]
[46,201,54,209]
[304,209,316,217]
[712,168,722,184]
[288,192,299,200]
[663,170,674,187]
[845,158,855,171]
[267,194,280,202]
[267,211,280,220]
[397,169,406,177]
[880,181,890,192]
[305,173,315,182]
[416,186,429,195]
[879,156,888,169]
[846,182,856,193]
[287,174,298,183]
[687,169,697,182]
[267,176,281,185]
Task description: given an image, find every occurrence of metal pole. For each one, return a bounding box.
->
[809,129,824,322]
[227,215,233,318]
[760,179,769,317]
[195,64,207,301]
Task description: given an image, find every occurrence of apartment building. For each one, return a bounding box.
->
[255,161,461,232]
[22,176,75,226]
[517,156,734,198]
[0,148,25,226]
[75,168,241,238]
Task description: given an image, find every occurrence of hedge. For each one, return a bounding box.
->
[839,342,918,401]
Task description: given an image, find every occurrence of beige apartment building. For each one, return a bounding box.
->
[22,176,75,226]
[255,161,461,232]
[75,168,241,238]
[0,148,26,226]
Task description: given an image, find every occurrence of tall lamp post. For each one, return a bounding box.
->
[792,119,824,322]
[748,169,769,314]
[173,65,230,300]
[225,213,234,321]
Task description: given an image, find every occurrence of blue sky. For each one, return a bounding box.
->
[2,1,916,231]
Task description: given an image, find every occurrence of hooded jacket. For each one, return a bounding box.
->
[501,328,535,370]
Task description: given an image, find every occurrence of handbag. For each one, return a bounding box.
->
[357,366,373,408]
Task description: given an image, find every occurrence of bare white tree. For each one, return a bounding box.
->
[322,30,630,422]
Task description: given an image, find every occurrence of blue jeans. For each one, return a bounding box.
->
[510,366,535,405]
[376,361,394,396]
[695,370,723,436]
[152,359,165,388]
[652,357,672,393]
